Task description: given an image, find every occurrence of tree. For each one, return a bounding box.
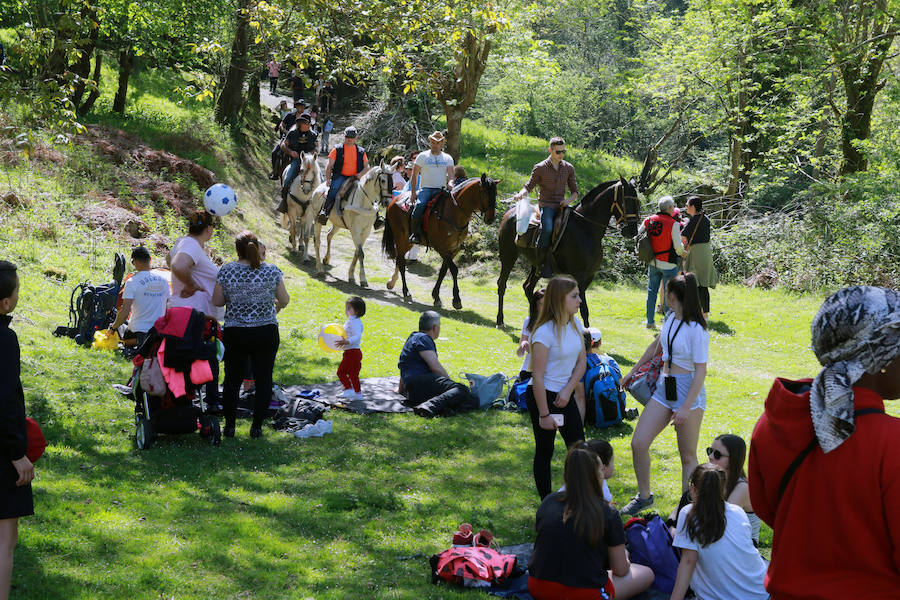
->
[215,0,254,125]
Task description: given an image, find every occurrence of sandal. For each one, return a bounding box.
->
[452,523,474,546]
[473,528,497,549]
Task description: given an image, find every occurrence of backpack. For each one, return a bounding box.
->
[636,228,655,264]
[463,372,508,409]
[430,546,517,586]
[511,377,530,412]
[584,354,626,428]
[624,514,681,594]
[54,253,126,346]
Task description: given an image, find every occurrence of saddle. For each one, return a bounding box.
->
[388,189,452,239]
[329,176,359,214]
[515,206,571,249]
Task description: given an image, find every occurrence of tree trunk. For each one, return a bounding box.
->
[77,52,102,116]
[838,78,879,175]
[444,107,464,163]
[244,68,260,117]
[113,48,133,114]
[215,0,253,125]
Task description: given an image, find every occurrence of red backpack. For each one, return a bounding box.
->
[430,546,517,586]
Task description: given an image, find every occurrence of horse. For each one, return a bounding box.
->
[381,174,500,309]
[313,162,394,287]
[280,152,322,260]
[495,177,640,327]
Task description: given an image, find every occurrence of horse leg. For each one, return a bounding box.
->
[496,251,518,327]
[300,219,310,262]
[324,225,336,266]
[387,262,399,290]
[432,259,450,308]
[579,279,592,327]
[399,256,412,302]
[314,223,324,274]
[357,224,371,288]
[448,259,462,310]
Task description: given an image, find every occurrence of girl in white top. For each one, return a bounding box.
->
[670,463,768,600]
[527,275,586,499]
[167,211,224,321]
[335,296,366,400]
[621,273,709,516]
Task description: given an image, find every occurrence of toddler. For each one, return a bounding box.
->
[336,296,365,399]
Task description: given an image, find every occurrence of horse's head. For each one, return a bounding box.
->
[619,176,640,238]
[478,173,501,224]
[299,152,319,195]
[365,162,394,209]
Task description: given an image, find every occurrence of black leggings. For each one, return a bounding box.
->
[222,324,280,429]
[526,386,585,499]
[698,286,710,313]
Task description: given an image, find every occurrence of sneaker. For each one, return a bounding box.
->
[111,383,133,396]
[353,391,364,401]
[624,407,640,421]
[645,321,657,330]
[620,494,654,516]
[317,211,329,225]
[374,214,384,230]
[340,388,356,399]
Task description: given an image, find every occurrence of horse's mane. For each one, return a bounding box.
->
[579,179,620,208]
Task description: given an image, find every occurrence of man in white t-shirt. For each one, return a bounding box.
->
[108,246,170,347]
[409,131,454,244]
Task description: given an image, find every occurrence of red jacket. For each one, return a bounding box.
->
[643,212,677,263]
[749,378,900,599]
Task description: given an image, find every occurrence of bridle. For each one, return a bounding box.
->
[576,181,638,227]
[359,167,394,210]
[299,156,317,196]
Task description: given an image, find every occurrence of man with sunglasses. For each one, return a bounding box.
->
[513,136,578,278]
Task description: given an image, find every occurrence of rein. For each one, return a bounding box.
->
[575,181,637,227]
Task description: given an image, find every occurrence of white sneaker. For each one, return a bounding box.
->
[340,388,356,399]
[353,391,364,401]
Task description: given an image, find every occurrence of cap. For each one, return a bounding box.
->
[586,327,602,343]
[298,98,308,105]
[298,113,312,124]
[404,161,414,169]
[344,126,358,138]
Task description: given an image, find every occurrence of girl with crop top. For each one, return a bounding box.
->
[527,276,587,499]
[620,273,709,516]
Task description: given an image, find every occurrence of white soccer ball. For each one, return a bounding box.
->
[204,183,237,216]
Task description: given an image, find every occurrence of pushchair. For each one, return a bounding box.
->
[130,307,222,449]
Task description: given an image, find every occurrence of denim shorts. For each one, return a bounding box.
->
[651,371,706,411]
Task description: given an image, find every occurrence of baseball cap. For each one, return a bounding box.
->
[298,113,312,124]
[586,327,602,343]
[344,126,358,138]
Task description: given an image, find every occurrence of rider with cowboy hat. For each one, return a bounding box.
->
[409,131,455,244]
[276,113,318,214]
[319,127,370,224]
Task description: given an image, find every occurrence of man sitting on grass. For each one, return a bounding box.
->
[397,310,477,417]
[108,246,170,349]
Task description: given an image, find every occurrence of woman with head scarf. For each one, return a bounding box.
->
[749,286,900,599]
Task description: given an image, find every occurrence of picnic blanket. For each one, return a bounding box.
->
[282,377,412,415]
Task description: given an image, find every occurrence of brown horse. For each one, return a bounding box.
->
[496,177,640,327]
[381,174,501,308]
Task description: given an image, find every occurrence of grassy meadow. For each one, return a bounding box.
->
[1,67,886,599]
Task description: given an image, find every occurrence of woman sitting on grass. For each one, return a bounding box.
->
[670,463,768,600]
[529,446,654,600]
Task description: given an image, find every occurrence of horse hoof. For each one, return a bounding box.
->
[386,280,396,290]
[404,295,413,304]
[360,280,368,288]
[433,299,442,308]
[453,299,463,310]
[323,257,331,266]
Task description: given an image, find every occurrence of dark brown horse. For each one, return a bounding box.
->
[496,177,640,327]
[382,174,501,308]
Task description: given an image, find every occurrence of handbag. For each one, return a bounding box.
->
[627,346,663,406]
[25,418,47,463]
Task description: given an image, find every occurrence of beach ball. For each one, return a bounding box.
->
[204,183,237,216]
[318,323,347,353]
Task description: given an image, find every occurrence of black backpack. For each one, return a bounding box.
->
[54,253,126,346]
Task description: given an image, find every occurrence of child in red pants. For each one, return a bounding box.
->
[336,296,365,399]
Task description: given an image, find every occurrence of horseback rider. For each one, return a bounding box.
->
[269,100,305,180]
[409,131,455,244]
[318,127,369,225]
[275,113,319,214]
[513,136,578,278]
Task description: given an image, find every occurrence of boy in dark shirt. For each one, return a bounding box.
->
[0,261,34,599]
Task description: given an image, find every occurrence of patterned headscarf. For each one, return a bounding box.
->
[810,286,900,453]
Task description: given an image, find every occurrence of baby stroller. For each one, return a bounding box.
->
[130,307,222,449]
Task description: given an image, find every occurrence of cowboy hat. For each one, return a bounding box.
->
[428,131,445,143]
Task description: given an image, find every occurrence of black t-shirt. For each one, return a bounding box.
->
[280,111,298,133]
[682,213,711,245]
[397,332,437,384]
[528,492,626,589]
[285,126,318,154]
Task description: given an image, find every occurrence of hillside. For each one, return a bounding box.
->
[0,69,880,599]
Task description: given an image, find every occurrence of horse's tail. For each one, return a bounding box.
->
[382,210,398,260]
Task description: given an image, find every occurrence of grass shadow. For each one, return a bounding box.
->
[708,320,735,336]
[609,352,635,367]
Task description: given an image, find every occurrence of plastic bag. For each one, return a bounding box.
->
[515,197,532,235]
[91,329,120,350]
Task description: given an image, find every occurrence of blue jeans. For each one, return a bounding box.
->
[539,206,557,248]
[282,156,301,193]
[646,263,678,326]
[412,187,442,220]
[326,174,351,208]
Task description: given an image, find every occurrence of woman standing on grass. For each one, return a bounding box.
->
[527,275,586,499]
[529,447,654,600]
[168,210,223,322]
[670,463,768,600]
[621,273,709,516]
[680,196,717,319]
[213,230,290,440]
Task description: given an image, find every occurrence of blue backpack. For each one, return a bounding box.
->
[624,514,681,594]
[583,354,626,428]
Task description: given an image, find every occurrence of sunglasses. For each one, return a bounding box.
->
[706,447,729,460]
[554,150,566,155]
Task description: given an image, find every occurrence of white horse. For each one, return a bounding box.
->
[313,162,394,287]
[280,152,322,260]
